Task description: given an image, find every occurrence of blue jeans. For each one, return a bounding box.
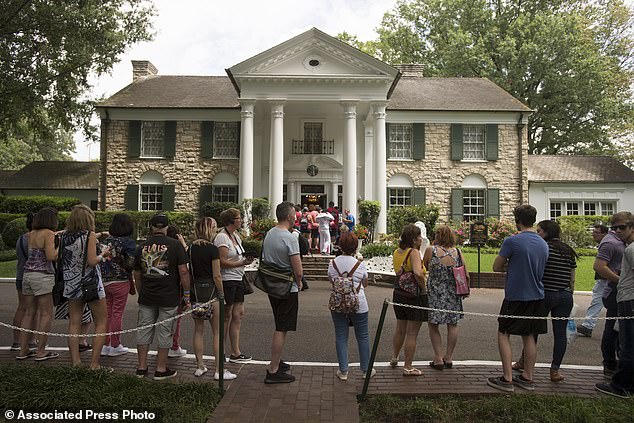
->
[536,290,573,369]
[331,311,370,373]
[612,300,634,393]
[581,280,607,330]
[601,287,620,370]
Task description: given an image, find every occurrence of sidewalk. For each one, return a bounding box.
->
[0,349,609,422]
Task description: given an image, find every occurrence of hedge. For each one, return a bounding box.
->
[0,196,81,214]
[360,242,396,258]
[0,213,23,233]
[556,215,610,249]
[1,218,27,248]
[387,204,440,238]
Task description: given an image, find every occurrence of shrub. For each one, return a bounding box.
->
[358,201,380,241]
[0,249,17,261]
[447,220,469,245]
[484,218,517,248]
[200,201,240,222]
[360,242,396,258]
[249,218,276,241]
[1,218,29,248]
[387,204,440,238]
[0,195,81,213]
[353,225,370,240]
[242,238,262,256]
[241,198,270,221]
[557,215,610,249]
[0,213,23,233]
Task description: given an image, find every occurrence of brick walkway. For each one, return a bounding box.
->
[1,348,610,422]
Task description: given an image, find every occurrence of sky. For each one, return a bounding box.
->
[73,0,397,161]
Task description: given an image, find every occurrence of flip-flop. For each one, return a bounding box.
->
[389,357,399,368]
[34,352,59,361]
[443,360,453,369]
[16,351,36,360]
[403,368,423,376]
[429,361,444,371]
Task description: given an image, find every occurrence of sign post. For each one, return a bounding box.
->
[469,222,488,288]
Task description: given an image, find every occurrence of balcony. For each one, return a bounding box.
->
[292,139,334,155]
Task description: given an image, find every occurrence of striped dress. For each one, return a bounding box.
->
[542,242,576,291]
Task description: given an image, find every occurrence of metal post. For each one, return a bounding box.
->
[219,299,225,393]
[477,244,481,288]
[359,298,390,402]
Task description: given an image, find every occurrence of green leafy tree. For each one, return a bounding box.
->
[339,0,634,158]
[0,0,156,166]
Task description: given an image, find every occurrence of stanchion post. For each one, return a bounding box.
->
[359,298,390,402]
[219,299,225,393]
[477,244,481,288]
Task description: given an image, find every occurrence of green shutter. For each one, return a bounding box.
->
[451,124,463,161]
[199,184,213,208]
[236,122,241,158]
[486,188,500,219]
[413,187,426,205]
[486,124,498,160]
[124,185,139,211]
[451,188,464,221]
[412,123,425,160]
[201,121,214,158]
[162,185,175,211]
[386,187,390,209]
[164,121,176,158]
[128,121,142,158]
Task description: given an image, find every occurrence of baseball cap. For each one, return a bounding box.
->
[149,214,169,228]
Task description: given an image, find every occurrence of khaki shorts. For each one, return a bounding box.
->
[136,304,178,349]
[22,272,54,296]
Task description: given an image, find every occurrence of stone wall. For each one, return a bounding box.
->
[100,120,239,212]
[386,123,528,220]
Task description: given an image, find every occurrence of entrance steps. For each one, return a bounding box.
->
[301,253,333,284]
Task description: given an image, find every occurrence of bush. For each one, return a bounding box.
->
[249,218,276,241]
[0,213,23,233]
[358,201,380,241]
[557,215,610,249]
[0,195,81,213]
[484,218,517,248]
[0,249,17,261]
[241,198,270,221]
[242,238,262,256]
[360,242,396,258]
[1,218,29,248]
[200,201,240,222]
[387,204,440,238]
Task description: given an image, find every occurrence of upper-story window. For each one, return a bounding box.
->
[451,123,498,161]
[462,124,485,161]
[141,121,165,158]
[213,122,240,158]
[388,124,413,159]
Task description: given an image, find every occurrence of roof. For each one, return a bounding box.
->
[0,169,16,180]
[1,161,99,190]
[528,155,634,183]
[388,77,531,112]
[98,76,240,109]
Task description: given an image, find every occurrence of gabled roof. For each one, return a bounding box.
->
[388,77,532,112]
[528,155,634,183]
[1,161,99,189]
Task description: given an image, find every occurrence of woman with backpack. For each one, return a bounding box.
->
[327,232,373,381]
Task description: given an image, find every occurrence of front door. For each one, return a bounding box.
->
[300,184,327,210]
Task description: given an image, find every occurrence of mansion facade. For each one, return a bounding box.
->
[97,28,531,233]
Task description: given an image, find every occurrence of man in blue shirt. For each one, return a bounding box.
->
[342,208,355,232]
[488,205,549,393]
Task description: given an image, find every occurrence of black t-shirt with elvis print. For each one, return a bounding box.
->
[134,234,189,308]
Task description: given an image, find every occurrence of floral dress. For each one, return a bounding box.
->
[61,231,105,301]
[427,246,463,325]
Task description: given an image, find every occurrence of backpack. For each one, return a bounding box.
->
[300,214,309,231]
[329,259,363,314]
[298,232,310,256]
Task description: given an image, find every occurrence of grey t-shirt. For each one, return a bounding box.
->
[262,227,300,293]
[616,243,634,303]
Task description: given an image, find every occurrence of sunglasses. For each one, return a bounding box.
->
[611,225,628,231]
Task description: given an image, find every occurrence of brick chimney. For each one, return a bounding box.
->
[394,64,425,77]
[131,60,158,82]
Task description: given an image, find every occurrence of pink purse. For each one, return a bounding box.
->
[452,249,470,296]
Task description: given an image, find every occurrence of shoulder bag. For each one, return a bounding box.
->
[80,232,100,303]
[394,248,420,298]
[254,232,295,299]
[452,249,470,296]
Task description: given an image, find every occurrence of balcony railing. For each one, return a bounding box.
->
[292,139,334,155]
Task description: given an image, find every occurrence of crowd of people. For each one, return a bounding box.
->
[9,201,634,397]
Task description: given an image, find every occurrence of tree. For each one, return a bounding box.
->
[339,0,634,157]
[0,0,155,166]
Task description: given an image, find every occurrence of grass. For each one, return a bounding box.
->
[462,252,596,292]
[360,394,634,423]
[0,260,16,277]
[0,364,221,423]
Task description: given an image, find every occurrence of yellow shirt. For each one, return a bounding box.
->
[393,248,426,273]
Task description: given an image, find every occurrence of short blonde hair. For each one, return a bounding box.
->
[66,204,95,233]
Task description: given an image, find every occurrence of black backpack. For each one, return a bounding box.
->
[299,214,309,231]
[298,233,310,256]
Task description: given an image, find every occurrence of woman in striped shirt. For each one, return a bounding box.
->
[513,219,577,382]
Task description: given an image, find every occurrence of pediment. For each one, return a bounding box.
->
[283,155,342,171]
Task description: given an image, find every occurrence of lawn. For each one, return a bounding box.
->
[0,260,16,278]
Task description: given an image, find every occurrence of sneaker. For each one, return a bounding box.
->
[487,376,514,393]
[78,344,92,352]
[100,346,111,356]
[264,369,296,384]
[228,353,252,363]
[363,368,377,379]
[512,374,535,391]
[168,347,187,358]
[135,368,148,379]
[214,370,237,380]
[108,344,129,357]
[194,366,208,377]
[278,361,291,372]
[336,370,348,381]
[153,368,178,381]
[595,383,631,399]
[577,325,593,337]
[10,342,20,351]
[604,367,618,378]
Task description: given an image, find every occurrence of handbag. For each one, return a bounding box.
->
[394,248,420,298]
[52,233,67,306]
[242,273,254,295]
[80,232,100,303]
[254,232,295,299]
[452,249,470,296]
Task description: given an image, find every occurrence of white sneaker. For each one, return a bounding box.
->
[214,370,237,380]
[100,346,111,356]
[363,368,377,378]
[194,366,208,377]
[336,370,348,381]
[108,344,129,357]
[168,347,187,358]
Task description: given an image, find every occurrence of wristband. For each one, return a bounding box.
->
[183,290,191,297]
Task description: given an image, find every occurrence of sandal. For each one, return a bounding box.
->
[389,357,399,368]
[512,360,524,371]
[429,361,444,371]
[443,360,453,369]
[16,351,36,360]
[403,368,423,376]
[34,352,59,361]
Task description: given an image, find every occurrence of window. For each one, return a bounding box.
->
[141,121,165,157]
[212,186,238,203]
[549,200,617,217]
[463,189,485,221]
[213,122,240,158]
[462,125,485,160]
[566,202,579,215]
[389,188,412,207]
[550,202,563,219]
[601,202,615,216]
[388,124,413,159]
[141,185,163,211]
[584,202,596,215]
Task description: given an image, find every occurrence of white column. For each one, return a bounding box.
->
[372,102,387,235]
[288,181,296,205]
[268,101,285,217]
[330,182,338,207]
[364,122,374,199]
[239,99,255,201]
[341,101,358,219]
